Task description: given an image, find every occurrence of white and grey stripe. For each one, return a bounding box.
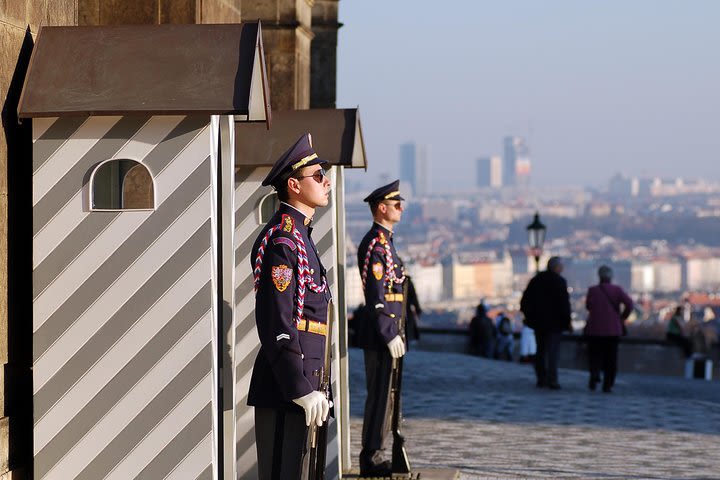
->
[32,115,219,479]
[233,167,266,480]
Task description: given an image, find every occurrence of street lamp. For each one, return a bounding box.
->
[526,211,546,273]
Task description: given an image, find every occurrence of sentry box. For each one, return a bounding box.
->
[19,23,269,480]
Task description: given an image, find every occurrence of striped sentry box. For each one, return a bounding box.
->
[32,115,220,480]
[234,167,348,479]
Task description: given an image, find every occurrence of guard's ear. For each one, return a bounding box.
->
[287,176,301,195]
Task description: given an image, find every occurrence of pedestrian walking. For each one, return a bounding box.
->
[520,256,572,390]
[584,265,633,393]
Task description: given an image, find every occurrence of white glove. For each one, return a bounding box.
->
[387,335,406,359]
[292,391,329,427]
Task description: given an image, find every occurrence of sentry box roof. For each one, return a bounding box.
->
[235,108,367,169]
[18,23,270,124]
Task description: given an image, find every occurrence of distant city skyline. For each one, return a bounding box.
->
[337,0,720,190]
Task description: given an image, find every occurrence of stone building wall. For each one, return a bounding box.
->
[75,0,320,110]
[77,0,244,25]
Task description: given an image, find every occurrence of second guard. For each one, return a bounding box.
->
[356,180,409,477]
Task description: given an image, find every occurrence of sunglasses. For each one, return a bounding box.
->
[295,168,327,184]
[383,201,403,210]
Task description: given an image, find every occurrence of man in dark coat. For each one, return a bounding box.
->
[248,133,333,479]
[356,180,408,476]
[520,256,572,389]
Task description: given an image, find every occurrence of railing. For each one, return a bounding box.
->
[414,327,720,380]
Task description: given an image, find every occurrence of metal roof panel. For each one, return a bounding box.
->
[18,23,270,120]
[234,108,367,168]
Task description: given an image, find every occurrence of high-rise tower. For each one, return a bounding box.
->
[503,136,531,187]
[477,156,502,188]
[399,142,429,195]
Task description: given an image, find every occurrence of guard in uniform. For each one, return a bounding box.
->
[356,180,407,477]
[248,133,333,479]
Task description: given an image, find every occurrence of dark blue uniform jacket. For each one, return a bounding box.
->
[356,223,406,349]
[247,204,331,409]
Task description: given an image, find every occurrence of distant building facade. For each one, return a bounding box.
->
[653,259,683,293]
[477,156,502,188]
[608,173,639,198]
[407,263,444,303]
[631,263,655,293]
[422,199,457,222]
[442,253,513,300]
[345,262,364,308]
[400,142,429,195]
[685,256,720,291]
[630,259,681,293]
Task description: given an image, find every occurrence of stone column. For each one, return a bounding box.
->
[242,0,315,110]
[311,0,341,108]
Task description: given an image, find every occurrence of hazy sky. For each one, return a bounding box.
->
[336,0,720,190]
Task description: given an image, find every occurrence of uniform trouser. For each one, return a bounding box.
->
[534,331,562,385]
[361,347,393,460]
[255,407,309,480]
[587,336,619,389]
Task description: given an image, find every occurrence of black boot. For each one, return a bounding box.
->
[360,450,392,477]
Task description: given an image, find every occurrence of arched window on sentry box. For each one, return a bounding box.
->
[90,159,155,210]
[258,191,279,224]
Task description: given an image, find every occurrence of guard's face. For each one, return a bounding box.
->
[380,199,403,224]
[295,165,331,208]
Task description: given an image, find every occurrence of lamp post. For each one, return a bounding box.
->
[526,211,546,273]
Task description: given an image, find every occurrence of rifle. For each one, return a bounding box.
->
[307,300,333,480]
[390,282,411,474]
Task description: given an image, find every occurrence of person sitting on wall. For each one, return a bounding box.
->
[494,313,514,361]
[666,306,692,358]
[469,302,496,358]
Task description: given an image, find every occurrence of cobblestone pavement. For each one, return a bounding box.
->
[347,348,720,479]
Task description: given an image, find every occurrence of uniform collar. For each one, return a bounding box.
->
[373,222,393,238]
[280,202,312,227]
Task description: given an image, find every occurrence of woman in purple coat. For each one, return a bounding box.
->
[585,265,633,393]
